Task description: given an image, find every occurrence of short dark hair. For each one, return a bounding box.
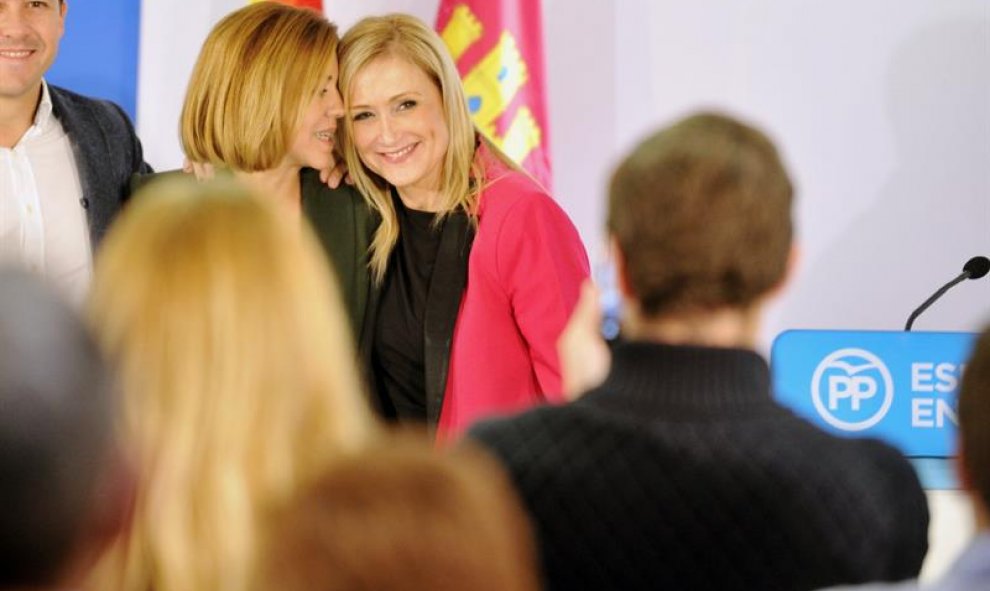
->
[960,326,990,510]
[607,112,794,317]
[0,269,114,587]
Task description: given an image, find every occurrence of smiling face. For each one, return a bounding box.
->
[0,0,65,106]
[348,54,449,205]
[286,54,344,171]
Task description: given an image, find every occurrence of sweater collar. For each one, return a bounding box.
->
[579,340,776,418]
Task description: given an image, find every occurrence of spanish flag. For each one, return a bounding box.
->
[437,0,553,190]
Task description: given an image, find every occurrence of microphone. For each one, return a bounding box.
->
[904,256,990,331]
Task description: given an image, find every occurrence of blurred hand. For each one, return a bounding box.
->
[182,159,215,181]
[320,159,352,189]
[558,280,612,401]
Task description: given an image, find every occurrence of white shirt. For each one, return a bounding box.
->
[0,80,91,306]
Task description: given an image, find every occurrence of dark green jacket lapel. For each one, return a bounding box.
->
[301,169,375,345]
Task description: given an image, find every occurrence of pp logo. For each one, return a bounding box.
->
[811,348,894,431]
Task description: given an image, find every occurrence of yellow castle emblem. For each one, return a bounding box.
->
[440,4,543,165]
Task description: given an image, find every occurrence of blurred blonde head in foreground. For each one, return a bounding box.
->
[86,177,374,591]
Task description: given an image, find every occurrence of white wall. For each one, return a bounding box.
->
[138,0,988,579]
[139,3,990,339]
[614,1,989,344]
[138,0,243,168]
[538,0,990,342]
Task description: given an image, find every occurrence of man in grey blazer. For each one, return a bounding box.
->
[1,0,151,303]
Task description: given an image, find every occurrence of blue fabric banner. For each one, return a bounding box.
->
[47,0,141,121]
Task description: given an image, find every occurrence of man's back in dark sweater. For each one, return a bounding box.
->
[470,342,929,591]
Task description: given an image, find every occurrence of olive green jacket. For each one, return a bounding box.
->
[298,168,375,342]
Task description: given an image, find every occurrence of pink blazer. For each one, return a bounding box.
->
[437,156,590,440]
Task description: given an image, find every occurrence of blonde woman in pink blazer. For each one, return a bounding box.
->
[338,14,589,440]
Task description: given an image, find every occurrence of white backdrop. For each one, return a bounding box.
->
[139,0,989,345]
[608,1,989,345]
[138,1,988,577]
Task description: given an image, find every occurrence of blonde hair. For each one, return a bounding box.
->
[86,177,374,591]
[180,2,338,171]
[338,14,518,283]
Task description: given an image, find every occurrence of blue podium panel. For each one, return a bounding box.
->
[771,330,977,458]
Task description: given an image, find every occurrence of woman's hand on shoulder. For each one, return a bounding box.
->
[320,158,353,189]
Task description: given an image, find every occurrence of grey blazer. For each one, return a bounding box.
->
[48,84,152,249]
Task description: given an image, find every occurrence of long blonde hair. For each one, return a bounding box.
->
[338,14,518,283]
[180,1,338,171]
[86,177,374,591]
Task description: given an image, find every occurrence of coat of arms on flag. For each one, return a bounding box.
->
[437,0,553,190]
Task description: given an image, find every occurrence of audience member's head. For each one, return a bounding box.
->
[180,1,341,172]
[0,269,123,589]
[254,433,540,591]
[608,112,794,324]
[959,325,990,528]
[86,178,373,591]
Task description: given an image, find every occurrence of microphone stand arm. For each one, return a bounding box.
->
[904,272,969,331]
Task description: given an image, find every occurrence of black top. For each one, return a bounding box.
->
[470,341,929,591]
[372,195,444,422]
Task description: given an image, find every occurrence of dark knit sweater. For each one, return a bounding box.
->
[469,341,929,591]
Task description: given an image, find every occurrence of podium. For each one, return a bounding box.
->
[770,330,978,488]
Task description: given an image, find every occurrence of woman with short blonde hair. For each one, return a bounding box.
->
[173,1,374,341]
[86,177,374,591]
[181,2,337,172]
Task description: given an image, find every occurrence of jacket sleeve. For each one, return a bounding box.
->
[102,100,153,195]
[494,190,590,402]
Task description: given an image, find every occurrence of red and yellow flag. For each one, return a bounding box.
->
[249,0,322,11]
[437,0,552,190]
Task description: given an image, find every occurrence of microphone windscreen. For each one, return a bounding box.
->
[963,255,990,279]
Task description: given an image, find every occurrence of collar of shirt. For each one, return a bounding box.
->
[21,79,56,145]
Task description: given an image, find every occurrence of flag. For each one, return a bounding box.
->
[436,0,553,190]
[249,0,323,10]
